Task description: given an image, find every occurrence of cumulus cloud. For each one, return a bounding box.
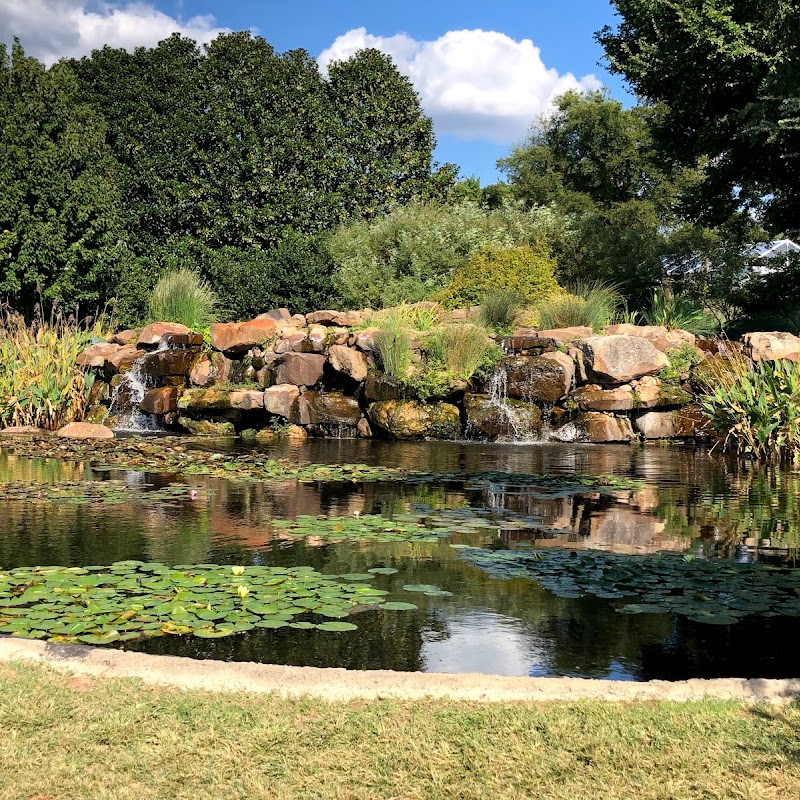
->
[0,0,229,65]
[319,28,602,144]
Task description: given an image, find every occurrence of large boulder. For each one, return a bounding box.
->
[105,346,145,374]
[273,353,326,387]
[139,348,197,379]
[363,373,403,403]
[367,400,460,440]
[291,392,362,427]
[306,310,364,327]
[76,342,121,369]
[536,326,593,343]
[354,327,381,352]
[635,407,713,439]
[178,417,236,436]
[569,412,634,443]
[210,318,278,353]
[743,331,800,362]
[571,384,635,412]
[328,345,369,382]
[574,335,670,384]
[140,387,178,415]
[228,390,265,411]
[504,351,574,402]
[136,322,190,348]
[178,389,234,412]
[264,384,300,418]
[464,393,542,439]
[57,422,114,439]
[189,355,213,387]
[109,329,140,346]
[604,323,696,353]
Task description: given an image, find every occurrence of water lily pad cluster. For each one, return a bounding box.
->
[0,435,642,491]
[454,546,800,624]
[0,562,419,644]
[0,480,209,507]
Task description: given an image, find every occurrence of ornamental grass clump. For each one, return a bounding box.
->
[373,316,414,380]
[147,269,217,331]
[534,281,621,331]
[477,289,524,332]
[698,349,800,461]
[425,324,498,381]
[644,288,718,335]
[0,307,99,430]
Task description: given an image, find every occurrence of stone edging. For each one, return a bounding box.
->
[2,637,798,703]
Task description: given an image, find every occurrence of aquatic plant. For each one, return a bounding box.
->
[698,350,800,460]
[534,281,621,331]
[0,307,101,430]
[455,546,800,624]
[0,562,422,643]
[147,269,217,331]
[373,315,414,380]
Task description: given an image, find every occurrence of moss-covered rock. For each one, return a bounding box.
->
[367,400,460,440]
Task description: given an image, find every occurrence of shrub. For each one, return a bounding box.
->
[643,289,718,335]
[148,269,217,331]
[658,343,703,386]
[436,244,561,309]
[328,201,558,309]
[425,324,496,381]
[698,351,800,460]
[535,281,621,331]
[0,307,101,430]
[477,289,524,332]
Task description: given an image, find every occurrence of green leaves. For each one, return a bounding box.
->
[0,562,420,644]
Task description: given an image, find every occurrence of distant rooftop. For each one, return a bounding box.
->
[753,239,800,258]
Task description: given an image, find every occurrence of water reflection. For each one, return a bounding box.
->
[2,441,800,679]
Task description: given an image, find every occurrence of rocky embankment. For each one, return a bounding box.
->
[70,308,800,443]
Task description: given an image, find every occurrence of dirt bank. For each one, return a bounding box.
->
[1,636,798,703]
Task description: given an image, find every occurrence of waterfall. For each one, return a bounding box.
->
[108,343,164,433]
[486,366,525,440]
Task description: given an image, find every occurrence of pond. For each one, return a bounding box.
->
[2,437,800,681]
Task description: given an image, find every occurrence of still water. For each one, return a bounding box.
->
[2,438,799,680]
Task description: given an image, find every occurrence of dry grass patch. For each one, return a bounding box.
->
[1,662,800,799]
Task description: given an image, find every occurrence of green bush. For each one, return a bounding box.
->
[327,201,558,309]
[535,281,621,331]
[698,352,800,461]
[148,269,218,331]
[436,244,561,309]
[658,343,703,386]
[477,289,524,332]
[424,324,497,381]
[644,289,718,335]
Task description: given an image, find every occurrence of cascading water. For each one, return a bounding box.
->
[482,364,542,442]
[108,342,164,433]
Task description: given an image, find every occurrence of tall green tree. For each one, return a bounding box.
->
[326,48,446,217]
[597,0,800,235]
[0,41,129,314]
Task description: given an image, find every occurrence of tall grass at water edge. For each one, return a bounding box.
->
[698,348,800,461]
[148,269,218,331]
[425,324,497,382]
[0,307,102,430]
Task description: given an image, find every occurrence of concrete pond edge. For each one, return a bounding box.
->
[2,637,799,703]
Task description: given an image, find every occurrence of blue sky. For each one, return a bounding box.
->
[1,1,629,182]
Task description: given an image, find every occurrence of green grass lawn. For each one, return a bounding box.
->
[1,662,799,800]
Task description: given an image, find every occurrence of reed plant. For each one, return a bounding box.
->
[373,316,414,380]
[477,289,523,332]
[535,281,621,331]
[367,302,442,332]
[425,324,497,381]
[0,307,101,430]
[698,349,800,460]
[148,269,218,331]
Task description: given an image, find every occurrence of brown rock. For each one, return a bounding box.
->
[306,310,364,327]
[258,308,293,323]
[286,424,308,441]
[228,390,265,411]
[178,389,234,412]
[0,425,43,435]
[604,323,697,353]
[178,417,236,436]
[210,318,278,353]
[571,384,635,412]
[109,329,140,346]
[328,345,369,382]
[357,417,372,438]
[161,332,205,347]
[634,408,710,439]
[288,333,314,353]
[57,422,114,439]
[105,346,144,373]
[139,348,197,379]
[273,353,326,387]
[367,400,460,440]
[354,327,381,352]
[137,322,190,348]
[363,373,403,403]
[743,331,800,362]
[307,325,328,353]
[571,412,634,443]
[536,326,593,343]
[465,393,542,439]
[504,351,574,402]
[76,342,121,368]
[574,335,670,384]
[140,387,178,415]
[189,356,213,387]
[291,392,362,427]
[264,384,300,418]
[88,380,110,406]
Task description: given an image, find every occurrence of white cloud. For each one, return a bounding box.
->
[319,28,602,144]
[0,0,229,65]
